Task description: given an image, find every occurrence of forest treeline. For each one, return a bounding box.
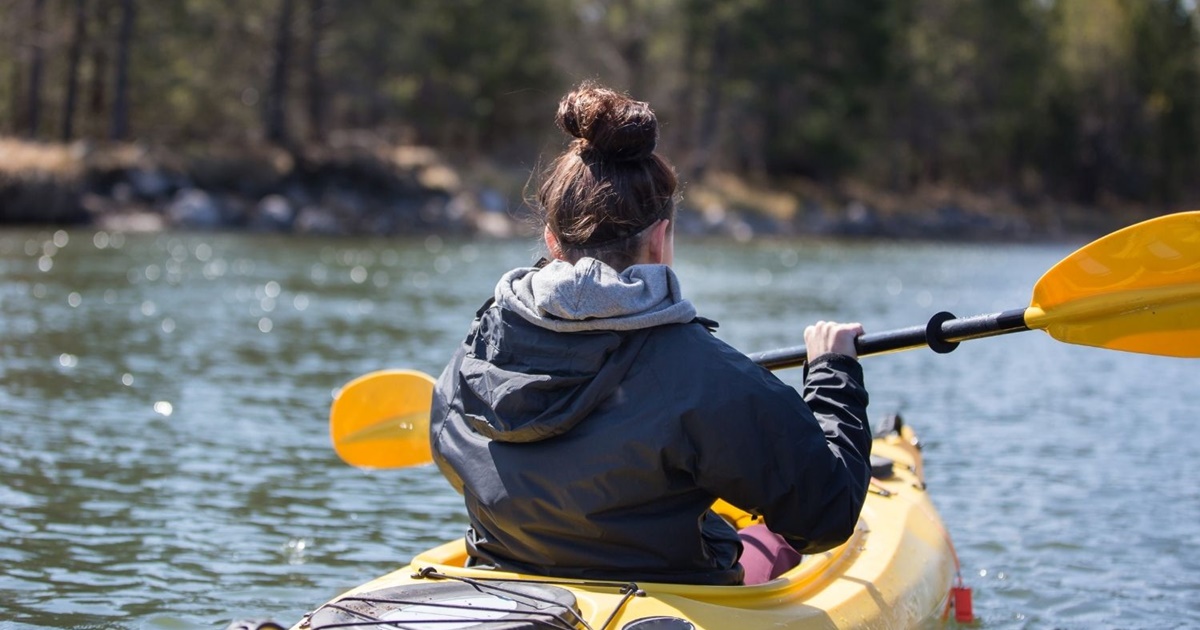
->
[2,0,1199,227]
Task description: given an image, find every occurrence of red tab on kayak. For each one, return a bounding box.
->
[950,584,974,623]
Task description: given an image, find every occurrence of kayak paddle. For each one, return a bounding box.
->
[329,369,436,469]
[753,210,1200,368]
[331,210,1200,468]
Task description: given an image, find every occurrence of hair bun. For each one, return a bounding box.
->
[556,83,658,162]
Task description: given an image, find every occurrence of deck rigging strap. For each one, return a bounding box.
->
[411,568,645,630]
[306,568,647,630]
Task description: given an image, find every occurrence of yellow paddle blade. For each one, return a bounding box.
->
[1028,211,1200,357]
[330,369,436,468]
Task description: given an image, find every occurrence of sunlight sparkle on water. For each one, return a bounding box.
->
[203,258,228,279]
[284,538,310,565]
[165,259,184,281]
[168,239,188,262]
[153,401,173,417]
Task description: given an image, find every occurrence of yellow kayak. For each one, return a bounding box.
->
[290,416,965,630]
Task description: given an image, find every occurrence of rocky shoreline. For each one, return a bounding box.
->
[0,138,1152,242]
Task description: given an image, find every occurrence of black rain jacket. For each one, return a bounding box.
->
[430,301,871,585]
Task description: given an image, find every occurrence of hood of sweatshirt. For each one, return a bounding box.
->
[454,258,697,443]
[496,258,697,332]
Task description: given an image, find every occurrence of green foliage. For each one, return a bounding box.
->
[2,0,1199,208]
[722,0,901,180]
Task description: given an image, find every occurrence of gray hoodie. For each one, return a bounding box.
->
[497,258,697,332]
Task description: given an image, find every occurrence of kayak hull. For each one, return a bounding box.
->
[293,420,957,629]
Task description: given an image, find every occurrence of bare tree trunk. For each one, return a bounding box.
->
[265,0,295,145]
[690,20,729,181]
[304,0,326,143]
[110,0,135,140]
[366,25,387,128]
[671,14,700,159]
[26,0,46,138]
[7,12,24,135]
[62,0,88,141]
[614,0,647,98]
[89,0,112,124]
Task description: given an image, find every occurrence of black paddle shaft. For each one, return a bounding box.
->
[747,309,1031,370]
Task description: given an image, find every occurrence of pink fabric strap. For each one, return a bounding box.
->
[738,524,803,585]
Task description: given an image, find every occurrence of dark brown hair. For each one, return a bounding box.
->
[537,82,678,269]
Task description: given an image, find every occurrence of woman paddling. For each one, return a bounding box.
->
[429,82,872,586]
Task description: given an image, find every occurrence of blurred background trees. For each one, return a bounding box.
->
[2,0,1199,211]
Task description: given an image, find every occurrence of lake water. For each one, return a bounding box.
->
[1,228,1196,629]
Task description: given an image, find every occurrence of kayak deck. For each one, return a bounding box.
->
[293,418,957,629]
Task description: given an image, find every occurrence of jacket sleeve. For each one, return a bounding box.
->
[430,345,467,496]
[794,353,872,548]
[683,346,872,555]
